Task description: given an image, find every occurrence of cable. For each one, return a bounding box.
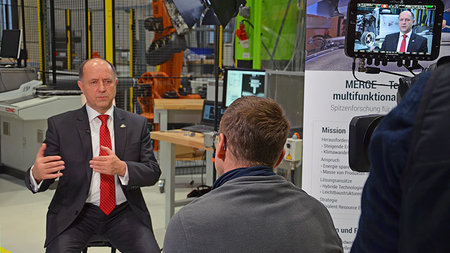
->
[271,0,293,58]
[351,57,410,87]
[378,69,409,77]
[240,19,276,67]
[241,19,254,28]
[404,62,424,76]
[283,1,304,71]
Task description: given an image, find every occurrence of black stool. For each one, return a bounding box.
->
[82,234,116,253]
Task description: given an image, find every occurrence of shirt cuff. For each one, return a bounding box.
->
[118,164,129,185]
[29,166,43,192]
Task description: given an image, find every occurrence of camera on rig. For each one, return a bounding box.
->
[344,0,445,172]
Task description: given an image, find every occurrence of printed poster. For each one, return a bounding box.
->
[303,0,450,251]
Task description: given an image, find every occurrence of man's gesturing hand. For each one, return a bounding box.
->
[90,146,127,177]
[32,143,65,183]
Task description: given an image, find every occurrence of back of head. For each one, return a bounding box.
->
[219,96,290,167]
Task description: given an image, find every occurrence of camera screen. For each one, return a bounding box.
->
[345,0,444,61]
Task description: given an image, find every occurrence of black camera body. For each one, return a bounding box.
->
[349,115,384,172]
[348,60,448,172]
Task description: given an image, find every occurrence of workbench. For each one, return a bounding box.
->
[153,99,203,131]
[150,130,215,227]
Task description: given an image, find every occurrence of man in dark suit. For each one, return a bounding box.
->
[380,10,428,53]
[25,58,161,252]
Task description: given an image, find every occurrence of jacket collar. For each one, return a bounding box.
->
[113,107,127,160]
[75,105,93,180]
[212,166,276,189]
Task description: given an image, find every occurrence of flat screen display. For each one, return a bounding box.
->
[345,0,444,61]
[223,68,266,107]
[202,100,226,124]
[0,29,22,59]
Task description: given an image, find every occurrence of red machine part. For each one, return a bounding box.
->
[236,22,248,41]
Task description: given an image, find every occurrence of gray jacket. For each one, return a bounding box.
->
[163,175,343,253]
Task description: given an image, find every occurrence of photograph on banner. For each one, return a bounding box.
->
[305,0,450,71]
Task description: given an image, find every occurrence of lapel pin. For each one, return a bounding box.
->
[120,124,126,128]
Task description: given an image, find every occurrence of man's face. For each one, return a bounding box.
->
[78,59,117,113]
[399,11,413,34]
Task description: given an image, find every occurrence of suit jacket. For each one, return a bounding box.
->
[163,175,343,253]
[25,106,161,247]
[380,32,428,53]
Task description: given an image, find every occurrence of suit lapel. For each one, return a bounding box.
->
[114,107,127,159]
[393,33,400,50]
[75,106,94,181]
[407,33,416,52]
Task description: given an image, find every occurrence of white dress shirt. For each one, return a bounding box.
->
[396,30,412,52]
[30,104,129,207]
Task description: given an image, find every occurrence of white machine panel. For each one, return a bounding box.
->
[1,118,47,171]
[284,138,303,162]
[207,79,223,102]
[0,80,42,101]
[0,95,80,120]
[0,95,81,172]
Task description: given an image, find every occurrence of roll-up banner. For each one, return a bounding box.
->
[303,0,450,251]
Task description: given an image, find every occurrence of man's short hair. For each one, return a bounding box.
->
[219,96,290,167]
[78,58,117,81]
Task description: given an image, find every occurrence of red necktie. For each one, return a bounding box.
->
[98,114,115,215]
[400,34,407,52]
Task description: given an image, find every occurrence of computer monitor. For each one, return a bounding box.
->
[222,68,266,107]
[0,29,22,59]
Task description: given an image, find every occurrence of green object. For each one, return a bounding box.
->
[234,0,299,67]
[253,0,262,69]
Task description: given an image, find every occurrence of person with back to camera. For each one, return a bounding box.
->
[25,58,161,252]
[350,55,450,253]
[380,10,428,53]
[163,96,343,253]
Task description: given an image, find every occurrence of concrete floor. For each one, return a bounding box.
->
[0,173,198,253]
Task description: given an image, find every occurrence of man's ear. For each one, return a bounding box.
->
[274,149,286,168]
[216,133,226,159]
[77,80,84,93]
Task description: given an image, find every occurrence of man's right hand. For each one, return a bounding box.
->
[32,143,65,183]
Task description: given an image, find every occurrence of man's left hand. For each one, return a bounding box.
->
[90,146,127,177]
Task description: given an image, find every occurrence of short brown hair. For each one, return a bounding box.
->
[219,96,290,167]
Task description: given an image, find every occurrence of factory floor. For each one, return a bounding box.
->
[0,173,200,253]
